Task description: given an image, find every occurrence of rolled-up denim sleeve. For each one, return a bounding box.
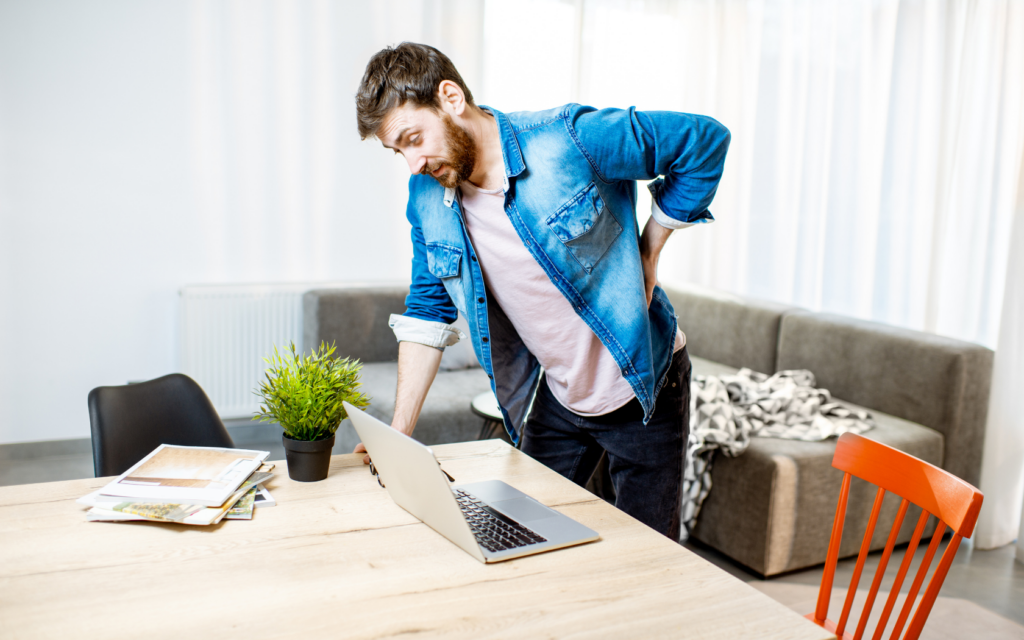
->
[397,179,462,349]
[567,105,730,228]
[388,314,465,348]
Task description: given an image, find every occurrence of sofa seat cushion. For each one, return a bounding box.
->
[335,362,494,454]
[688,357,944,576]
[776,311,991,487]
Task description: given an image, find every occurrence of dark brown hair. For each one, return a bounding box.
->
[355,42,475,140]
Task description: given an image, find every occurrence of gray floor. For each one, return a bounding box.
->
[3,433,1022,637]
[684,536,1024,632]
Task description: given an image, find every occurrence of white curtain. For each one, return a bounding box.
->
[186,0,484,285]
[481,0,1024,548]
[980,172,1024,551]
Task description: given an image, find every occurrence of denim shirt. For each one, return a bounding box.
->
[390,104,730,443]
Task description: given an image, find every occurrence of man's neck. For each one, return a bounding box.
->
[463,107,504,191]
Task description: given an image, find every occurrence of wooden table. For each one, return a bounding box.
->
[0,440,833,639]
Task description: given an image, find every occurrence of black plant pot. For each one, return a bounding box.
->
[282,433,336,482]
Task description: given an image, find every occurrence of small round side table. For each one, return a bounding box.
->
[470,391,511,444]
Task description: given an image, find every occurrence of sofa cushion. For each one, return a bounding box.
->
[334,362,494,454]
[689,356,944,575]
[303,286,408,363]
[776,311,992,486]
[663,284,796,376]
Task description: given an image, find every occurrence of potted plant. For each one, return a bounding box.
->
[254,341,370,482]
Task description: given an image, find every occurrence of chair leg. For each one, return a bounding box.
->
[477,418,512,444]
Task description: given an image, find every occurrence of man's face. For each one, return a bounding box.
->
[378,104,476,189]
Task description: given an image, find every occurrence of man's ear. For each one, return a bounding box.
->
[437,80,467,117]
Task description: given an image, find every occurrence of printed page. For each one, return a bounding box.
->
[98,445,269,506]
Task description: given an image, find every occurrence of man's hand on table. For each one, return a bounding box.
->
[353,340,441,464]
[353,420,414,465]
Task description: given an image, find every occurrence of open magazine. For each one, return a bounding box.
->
[79,471,272,525]
[96,445,270,507]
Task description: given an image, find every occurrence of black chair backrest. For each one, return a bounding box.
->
[88,373,235,477]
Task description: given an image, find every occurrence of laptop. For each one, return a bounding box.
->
[344,402,600,563]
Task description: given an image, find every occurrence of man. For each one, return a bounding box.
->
[354,42,729,540]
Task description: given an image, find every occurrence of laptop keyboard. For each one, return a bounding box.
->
[455,489,547,553]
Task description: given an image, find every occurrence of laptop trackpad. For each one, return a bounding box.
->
[492,497,558,523]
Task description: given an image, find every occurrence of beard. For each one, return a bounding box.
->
[421,113,477,189]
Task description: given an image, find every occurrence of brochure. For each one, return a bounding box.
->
[97,445,270,507]
[224,486,257,520]
[253,484,276,508]
[84,471,273,526]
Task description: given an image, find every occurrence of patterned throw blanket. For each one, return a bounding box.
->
[680,368,875,540]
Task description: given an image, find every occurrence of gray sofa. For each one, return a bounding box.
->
[304,284,993,577]
[669,285,991,575]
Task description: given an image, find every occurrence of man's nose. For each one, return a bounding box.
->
[406,152,425,175]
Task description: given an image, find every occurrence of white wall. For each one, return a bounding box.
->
[0,0,481,445]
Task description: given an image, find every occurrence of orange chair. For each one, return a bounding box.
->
[806,433,983,640]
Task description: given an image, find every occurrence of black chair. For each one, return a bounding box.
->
[88,373,235,477]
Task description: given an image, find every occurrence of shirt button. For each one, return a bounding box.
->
[488,374,493,379]
[482,337,489,343]
[471,255,477,262]
[477,297,485,303]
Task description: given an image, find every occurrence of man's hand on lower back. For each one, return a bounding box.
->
[642,254,659,308]
[640,217,675,307]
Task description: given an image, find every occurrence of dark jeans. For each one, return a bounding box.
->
[521,347,691,540]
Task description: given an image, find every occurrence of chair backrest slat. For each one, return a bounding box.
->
[837,486,887,638]
[889,521,947,640]
[871,510,931,640]
[814,472,852,624]
[832,435,980,536]
[904,534,964,640]
[855,498,909,640]
[809,435,983,640]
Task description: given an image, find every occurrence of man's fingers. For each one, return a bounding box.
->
[354,442,371,465]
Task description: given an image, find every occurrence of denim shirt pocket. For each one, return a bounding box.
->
[426,242,466,312]
[426,242,462,278]
[545,182,623,273]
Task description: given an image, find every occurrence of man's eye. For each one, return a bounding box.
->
[410,136,420,145]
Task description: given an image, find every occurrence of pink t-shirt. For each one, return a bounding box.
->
[459,181,681,416]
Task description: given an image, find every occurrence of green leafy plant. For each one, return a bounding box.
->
[253,341,370,441]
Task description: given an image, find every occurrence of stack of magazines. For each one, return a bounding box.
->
[77,445,277,525]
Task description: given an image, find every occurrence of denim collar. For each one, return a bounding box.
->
[443,105,524,207]
[484,105,526,181]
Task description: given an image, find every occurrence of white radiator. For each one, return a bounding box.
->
[179,284,312,419]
